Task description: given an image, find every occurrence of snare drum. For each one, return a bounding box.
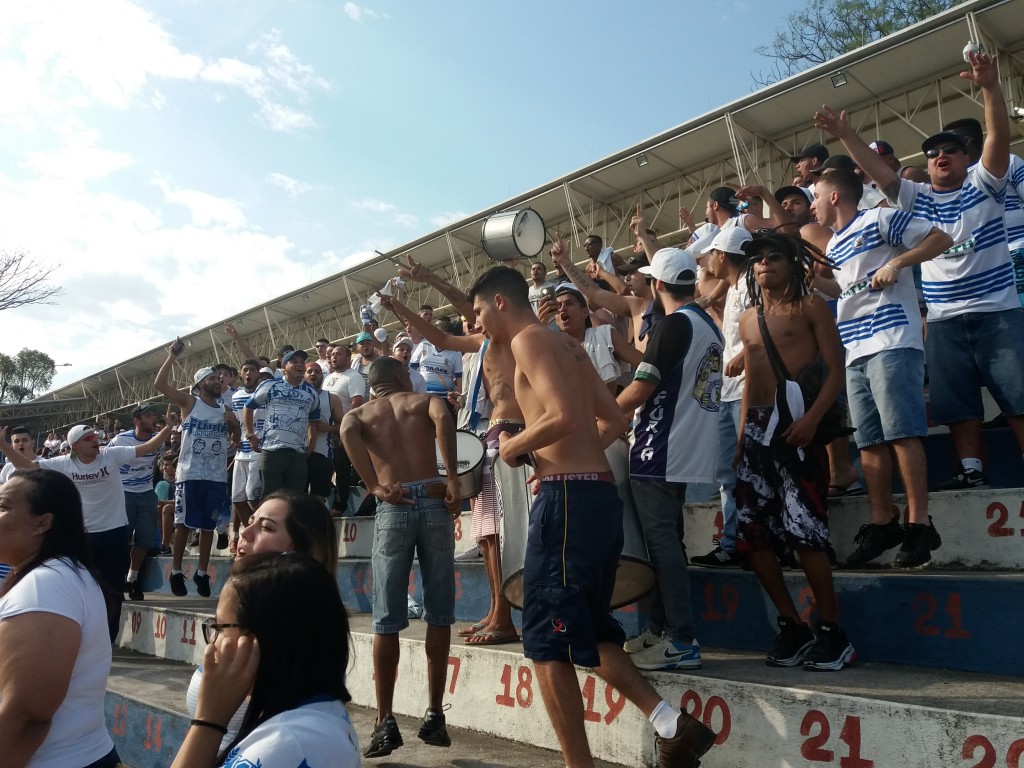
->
[481,209,546,261]
[435,429,486,498]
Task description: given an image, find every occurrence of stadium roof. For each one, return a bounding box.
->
[18,0,1024,430]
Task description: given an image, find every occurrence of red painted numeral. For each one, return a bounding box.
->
[454,517,463,542]
[446,655,460,695]
[1008,739,1024,768]
[153,614,167,640]
[495,664,533,708]
[676,690,730,745]
[354,566,372,595]
[796,586,817,624]
[837,715,872,767]
[700,583,739,623]
[581,675,601,722]
[180,618,196,646]
[111,703,128,737]
[130,611,142,636]
[712,508,724,542]
[342,522,357,543]
[603,682,625,725]
[962,735,1024,768]
[913,592,971,639]
[800,710,834,761]
[986,502,1013,537]
[144,714,163,750]
[454,571,463,601]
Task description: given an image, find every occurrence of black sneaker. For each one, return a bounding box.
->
[803,621,856,671]
[936,469,988,491]
[127,580,144,601]
[193,572,212,598]
[690,546,744,568]
[766,616,815,667]
[892,517,942,568]
[217,532,229,550]
[169,572,188,597]
[363,715,403,758]
[845,517,904,567]
[655,711,716,768]
[418,708,451,747]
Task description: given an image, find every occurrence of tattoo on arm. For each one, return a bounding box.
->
[562,260,599,294]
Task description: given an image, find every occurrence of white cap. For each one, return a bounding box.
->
[638,248,698,286]
[258,367,275,377]
[702,227,753,256]
[67,425,97,444]
[373,327,389,342]
[193,367,217,385]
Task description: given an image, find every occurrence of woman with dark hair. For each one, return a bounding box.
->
[235,489,338,572]
[0,469,120,768]
[172,552,358,767]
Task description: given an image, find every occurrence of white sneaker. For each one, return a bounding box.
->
[631,637,702,670]
[623,628,662,654]
[455,545,481,562]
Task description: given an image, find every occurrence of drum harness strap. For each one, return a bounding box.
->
[468,338,489,432]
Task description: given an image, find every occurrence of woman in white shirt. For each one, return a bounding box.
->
[172,552,359,768]
[0,469,119,768]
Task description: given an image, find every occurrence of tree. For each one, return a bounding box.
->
[0,349,56,403]
[754,0,964,84]
[0,249,63,311]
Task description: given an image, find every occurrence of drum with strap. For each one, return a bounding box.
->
[480,209,546,261]
[435,429,486,498]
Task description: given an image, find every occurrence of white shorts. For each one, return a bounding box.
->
[231,459,262,503]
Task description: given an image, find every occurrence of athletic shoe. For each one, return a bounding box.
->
[936,469,988,491]
[417,708,451,748]
[845,517,904,567]
[127,580,144,601]
[169,572,188,597]
[363,715,403,758]
[656,712,716,768]
[216,532,229,550]
[765,616,815,667]
[631,638,702,671]
[623,627,661,654]
[893,517,942,568]
[193,572,212,598]
[803,621,856,671]
[690,546,744,568]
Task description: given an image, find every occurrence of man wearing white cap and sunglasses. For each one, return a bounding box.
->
[0,414,176,641]
[155,342,241,598]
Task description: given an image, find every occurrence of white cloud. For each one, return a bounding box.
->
[25,141,135,182]
[351,198,396,213]
[343,3,380,22]
[431,210,469,228]
[266,172,313,198]
[152,177,248,229]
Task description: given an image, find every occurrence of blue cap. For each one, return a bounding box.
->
[355,331,374,343]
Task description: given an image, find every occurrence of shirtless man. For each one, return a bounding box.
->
[341,356,461,759]
[468,265,715,768]
[735,233,855,671]
[380,283,520,646]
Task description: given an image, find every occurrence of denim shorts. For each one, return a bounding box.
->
[124,489,157,547]
[926,309,1024,423]
[846,347,928,448]
[371,490,455,633]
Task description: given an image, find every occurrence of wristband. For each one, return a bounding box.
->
[190,719,228,735]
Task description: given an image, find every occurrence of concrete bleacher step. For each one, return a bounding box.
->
[113,604,1024,768]
[105,648,609,768]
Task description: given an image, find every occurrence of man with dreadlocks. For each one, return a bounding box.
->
[734,232,856,671]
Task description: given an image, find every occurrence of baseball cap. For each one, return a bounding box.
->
[193,367,217,386]
[790,143,829,163]
[616,255,649,274]
[67,425,97,444]
[921,131,967,154]
[355,331,374,344]
[638,248,698,286]
[258,367,275,377]
[305,361,322,370]
[774,185,809,204]
[130,404,156,420]
[393,338,413,351]
[702,227,753,256]
[553,282,585,302]
[869,140,895,155]
[281,349,308,365]
[709,186,740,214]
[810,154,857,175]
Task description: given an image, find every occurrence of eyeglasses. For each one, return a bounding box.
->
[202,620,244,644]
[925,144,963,159]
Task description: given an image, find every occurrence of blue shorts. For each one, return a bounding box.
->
[371,486,455,634]
[522,479,626,667]
[174,480,226,531]
[846,347,928,448]
[926,309,1024,423]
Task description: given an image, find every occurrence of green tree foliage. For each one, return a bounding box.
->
[755,0,964,84]
[0,349,56,403]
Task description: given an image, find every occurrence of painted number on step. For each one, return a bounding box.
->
[495,664,533,708]
[800,710,873,766]
[143,714,163,751]
[699,582,739,622]
[962,735,1024,768]
[712,509,724,543]
[130,610,141,636]
[153,614,167,640]
[180,618,197,646]
[447,656,460,695]
[912,591,970,639]
[986,502,1024,538]
[454,517,462,542]
[580,675,625,725]
[679,690,730,745]
[111,703,128,737]
[342,522,358,543]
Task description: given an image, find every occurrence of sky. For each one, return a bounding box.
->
[1,0,805,393]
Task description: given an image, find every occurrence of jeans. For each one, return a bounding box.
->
[89,526,130,642]
[715,400,742,552]
[629,479,694,643]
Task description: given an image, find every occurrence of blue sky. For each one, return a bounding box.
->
[1,0,804,391]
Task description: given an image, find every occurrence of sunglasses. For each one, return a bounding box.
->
[751,251,788,263]
[925,144,963,159]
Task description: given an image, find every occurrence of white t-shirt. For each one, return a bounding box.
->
[323,368,364,412]
[892,164,1015,320]
[37,447,137,532]
[0,559,114,768]
[220,698,360,768]
[582,325,621,384]
[720,276,752,403]
[411,341,462,396]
